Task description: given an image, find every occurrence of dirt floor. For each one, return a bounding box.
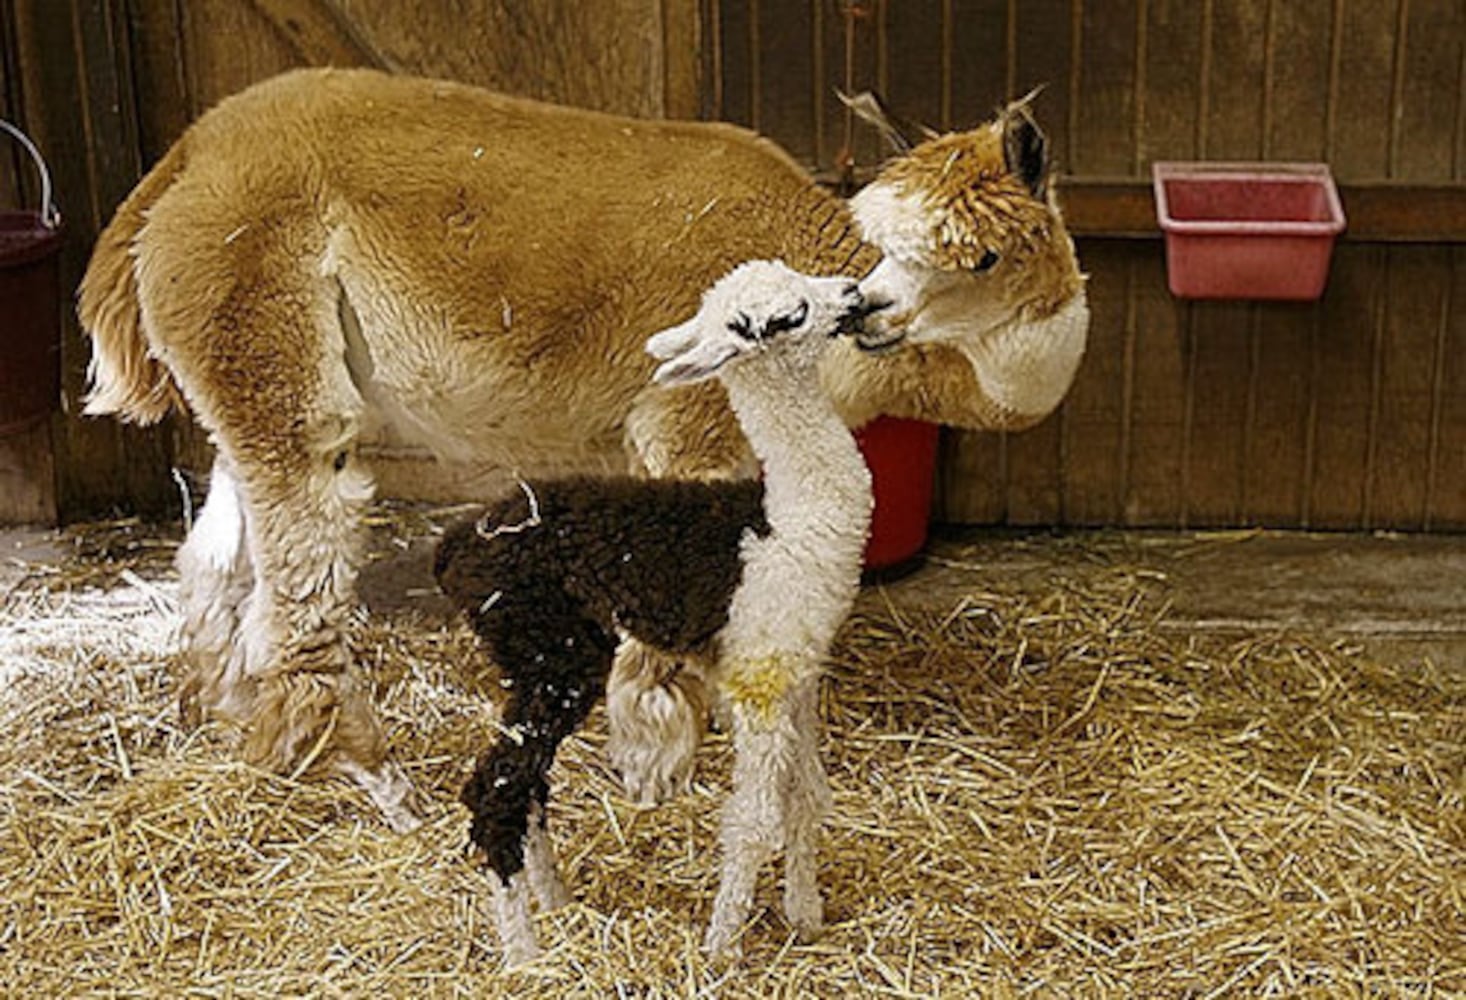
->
[1,512,1462,996]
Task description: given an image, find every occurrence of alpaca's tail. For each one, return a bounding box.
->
[77,139,189,425]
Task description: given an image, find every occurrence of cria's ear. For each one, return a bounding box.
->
[651,337,741,387]
[646,318,701,361]
[1002,88,1048,197]
[838,90,937,154]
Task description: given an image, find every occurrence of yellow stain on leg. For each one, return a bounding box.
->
[721,655,797,726]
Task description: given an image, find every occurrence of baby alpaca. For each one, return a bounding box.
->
[435,260,882,963]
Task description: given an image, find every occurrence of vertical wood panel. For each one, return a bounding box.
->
[1013,0,1072,168]
[754,0,814,162]
[1425,245,1465,529]
[1183,303,1250,526]
[1237,0,1330,524]
[1057,243,1128,524]
[1047,2,1136,524]
[179,1,299,109]
[1370,246,1448,529]
[1069,0,1136,175]
[1330,0,1398,177]
[1394,0,1462,181]
[1242,301,1315,524]
[0,0,20,208]
[1307,245,1385,528]
[10,0,174,520]
[820,0,881,175]
[1138,0,1204,164]
[1124,249,1185,525]
[883,0,944,129]
[948,0,1009,120]
[717,0,751,125]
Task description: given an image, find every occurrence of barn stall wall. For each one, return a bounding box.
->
[1,0,1462,529]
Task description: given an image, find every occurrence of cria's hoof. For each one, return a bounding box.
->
[701,922,745,962]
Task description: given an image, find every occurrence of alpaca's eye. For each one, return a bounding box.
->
[764,300,809,337]
[973,249,1000,273]
[727,311,755,340]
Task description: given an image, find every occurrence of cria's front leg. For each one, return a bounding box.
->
[780,676,831,941]
[606,639,710,805]
[703,662,804,959]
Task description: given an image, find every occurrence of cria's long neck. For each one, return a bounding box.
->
[723,367,873,557]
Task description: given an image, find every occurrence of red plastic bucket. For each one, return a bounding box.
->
[854,415,940,571]
[1153,162,1345,301]
[0,119,63,435]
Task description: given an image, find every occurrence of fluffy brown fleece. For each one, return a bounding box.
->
[435,476,768,879]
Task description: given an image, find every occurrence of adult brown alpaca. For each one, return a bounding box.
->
[79,68,1087,828]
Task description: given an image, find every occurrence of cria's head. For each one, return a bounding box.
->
[647,260,885,387]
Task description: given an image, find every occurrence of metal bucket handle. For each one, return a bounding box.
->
[0,118,60,229]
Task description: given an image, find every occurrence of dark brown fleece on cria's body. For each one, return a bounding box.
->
[435,476,768,881]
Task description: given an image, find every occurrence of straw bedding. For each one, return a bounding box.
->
[1,514,1461,997]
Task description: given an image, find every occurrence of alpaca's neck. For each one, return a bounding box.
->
[723,367,873,567]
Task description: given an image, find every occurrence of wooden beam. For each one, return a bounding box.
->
[1057,178,1466,243]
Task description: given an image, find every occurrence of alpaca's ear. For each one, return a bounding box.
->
[838,90,936,154]
[1002,88,1048,196]
[652,338,741,386]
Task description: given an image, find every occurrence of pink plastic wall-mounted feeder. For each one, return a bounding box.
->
[1153,162,1346,301]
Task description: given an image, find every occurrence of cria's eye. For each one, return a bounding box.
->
[727,311,755,340]
[763,299,809,337]
[972,248,1000,273]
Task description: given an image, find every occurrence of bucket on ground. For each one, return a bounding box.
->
[0,119,64,435]
[854,415,940,572]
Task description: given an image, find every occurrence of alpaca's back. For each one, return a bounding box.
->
[436,477,769,658]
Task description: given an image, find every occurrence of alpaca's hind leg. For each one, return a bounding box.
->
[135,204,416,829]
[780,675,832,941]
[177,455,256,728]
[606,638,709,805]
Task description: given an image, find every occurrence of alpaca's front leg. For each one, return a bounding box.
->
[780,675,832,941]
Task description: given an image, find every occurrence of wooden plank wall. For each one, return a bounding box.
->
[712,0,1466,531]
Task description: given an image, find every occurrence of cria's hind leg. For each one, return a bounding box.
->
[177,455,256,728]
[523,801,570,910]
[460,603,613,964]
[606,638,710,805]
